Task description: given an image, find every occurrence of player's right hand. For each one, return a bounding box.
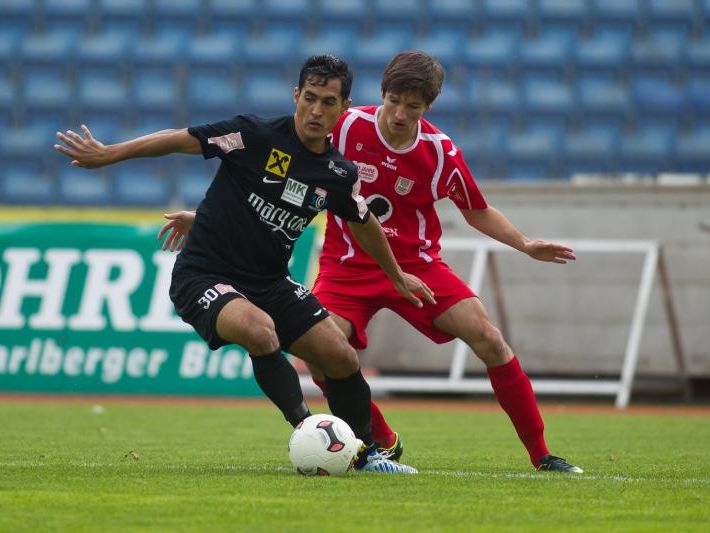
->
[53,125,111,168]
[157,211,196,251]
[394,272,437,308]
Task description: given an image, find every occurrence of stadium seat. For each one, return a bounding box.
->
[1,167,56,205]
[76,31,130,77]
[575,30,631,71]
[481,0,533,21]
[315,0,367,21]
[299,28,357,61]
[133,74,179,112]
[619,124,674,173]
[0,76,17,120]
[464,32,519,71]
[507,125,560,163]
[187,75,240,114]
[176,157,219,206]
[564,125,620,168]
[411,28,466,68]
[261,0,313,25]
[538,0,588,21]
[0,29,20,76]
[519,29,573,73]
[114,169,172,207]
[431,82,466,116]
[20,30,77,77]
[424,0,477,26]
[676,127,710,171]
[0,125,54,163]
[592,0,642,22]
[646,0,696,21]
[152,0,203,35]
[578,77,631,116]
[58,167,113,205]
[373,0,422,25]
[243,73,294,116]
[686,35,710,73]
[523,78,574,116]
[350,74,382,107]
[630,31,684,76]
[42,0,93,33]
[96,0,146,34]
[688,78,710,115]
[243,28,300,67]
[130,31,186,78]
[352,30,410,69]
[186,32,242,77]
[23,73,72,112]
[632,76,684,115]
[79,73,129,112]
[468,77,520,116]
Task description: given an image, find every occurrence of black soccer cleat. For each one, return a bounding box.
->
[377,432,404,462]
[537,455,584,473]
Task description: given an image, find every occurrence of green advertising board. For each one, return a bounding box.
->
[0,219,318,396]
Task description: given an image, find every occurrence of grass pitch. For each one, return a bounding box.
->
[1,399,709,532]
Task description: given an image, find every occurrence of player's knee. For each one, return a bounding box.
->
[218,307,279,354]
[241,322,280,354]
[469,323,509,364]
[322,341,360,379]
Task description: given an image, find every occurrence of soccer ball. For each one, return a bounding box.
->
[288,414,362,476]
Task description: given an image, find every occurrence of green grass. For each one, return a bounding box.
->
[1,401,709,532]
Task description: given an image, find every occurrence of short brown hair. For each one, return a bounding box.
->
[380,51,445,105]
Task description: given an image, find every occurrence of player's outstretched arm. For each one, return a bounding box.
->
[54,125,202,169]
[157,211,196,251]
[461,206,576,264]
[347,216,436,308]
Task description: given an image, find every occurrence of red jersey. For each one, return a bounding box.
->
[319,105,488,270]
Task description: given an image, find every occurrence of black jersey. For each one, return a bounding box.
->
[175,114,369,282]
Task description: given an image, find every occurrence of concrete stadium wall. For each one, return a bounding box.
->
[360,182,710,380]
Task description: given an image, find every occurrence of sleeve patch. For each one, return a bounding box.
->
[207,132,245,153]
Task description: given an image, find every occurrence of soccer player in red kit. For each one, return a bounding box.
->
[311,51,582,473]
[159,51,582,473]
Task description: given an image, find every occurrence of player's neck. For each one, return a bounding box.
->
[377,112,417,150]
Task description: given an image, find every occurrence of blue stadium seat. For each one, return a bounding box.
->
[20,30,76,77]
[1,167,56,205]
[133,74,179,112]
[632,76,683,115]
[424,0,477,26]
[619,124,674,173]
[0,29,20,76]
[564,125,619,167]
[244,28,300,67]
[187,75,239,114]
[0,125,54,162]
[130,31,186,78]
[646,0,696,21]
[538,0,588,21]
[243,73,294,116]
[593,0,642,22]
[468,77,520,115]
[507,125,560,161]
[455,121,509,161]
[523,78,574,116]
[76,31,130,77]
[96,0,146,34]
[23,73,72,111]
[519,29,573,72]
[206,0,255,33]
[350,74,382,107]
[430,82,466,116]
[373,0,422,24]
[465,32,519,71]
[152,0,203,35]
[575,30,630,71]
[411,28,466,68]
[42,0,93,33]
[630,31,684,75]
[299,28,357,60]
[79,74,129,111]
[315,0,367,21]
[58,167,113,205]
[353,30,410,69]
[261,0,313,25]
[0,76,17,121]
[176,171,214,207]
[481,0,533,21]
[676,127,710,172]
[578,77,631,116]
[688,79,710,115]
[186,32,242,76]
[114,169,172,207]
[687,35,710,73]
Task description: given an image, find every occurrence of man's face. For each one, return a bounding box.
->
[380,91,429,137]
[293,77,350,150]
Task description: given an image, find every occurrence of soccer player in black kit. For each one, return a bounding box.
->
[54,55,434,474]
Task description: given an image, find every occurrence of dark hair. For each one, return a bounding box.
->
[298,54,353,100]
[381,50,445,105]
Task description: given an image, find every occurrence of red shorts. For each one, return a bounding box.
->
[312,261,476,349]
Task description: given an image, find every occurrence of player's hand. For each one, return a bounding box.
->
[157,211,196,251]
[393,272,437,308]
[524,239,576,264]
[53,125,111,168]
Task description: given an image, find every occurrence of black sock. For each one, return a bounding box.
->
[249,350,310,427]
[325,369,374,446]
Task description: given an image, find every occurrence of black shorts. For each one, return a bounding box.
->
[170,269,329,351]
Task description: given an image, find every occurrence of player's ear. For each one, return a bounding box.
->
[293,87,300,105]
[341,98,352,113]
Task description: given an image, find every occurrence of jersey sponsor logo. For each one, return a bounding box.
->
[355,143,363,151]
[248,192,308,241]
[366,194,393,223]
[308,187,328,211]
[381,155,397,171]
[354,162,378,183]
[281,178,308,207]
[207,132,244,153]
[328,160,348,178]
[265,148,292,177]
[262,176,282,184]
[395,176,414,195]
[286,276,309,300]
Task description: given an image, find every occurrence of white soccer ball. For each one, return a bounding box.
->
[288,414,362,476]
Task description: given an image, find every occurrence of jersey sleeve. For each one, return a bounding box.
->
[439,143,488,210]
[325,163,370,224]
[187,115,258,161]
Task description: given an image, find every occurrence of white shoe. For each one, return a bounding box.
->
[355,448,418,474]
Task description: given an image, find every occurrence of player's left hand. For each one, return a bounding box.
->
[394,272,437,308]
[524,240,576,264]
[157,211,196,251]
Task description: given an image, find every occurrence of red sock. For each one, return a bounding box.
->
[487,356,550,467]
[312,377,395,447]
